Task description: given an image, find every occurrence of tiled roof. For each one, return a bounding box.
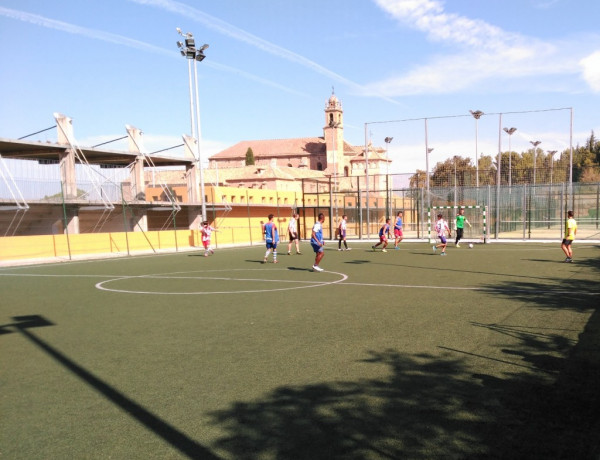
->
[210,138,327,159]
[203,165,327,182]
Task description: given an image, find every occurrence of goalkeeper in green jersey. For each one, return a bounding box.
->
[454,208,471,247]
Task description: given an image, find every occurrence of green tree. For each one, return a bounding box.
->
[245,147,255,166]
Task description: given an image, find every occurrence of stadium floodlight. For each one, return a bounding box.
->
[176,28,209,221]
[470,110,484,188]
[503,127,517,189]
[530,140,541,186]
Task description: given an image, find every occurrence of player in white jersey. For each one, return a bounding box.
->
[433,214,451,256]
[337,214,350,251]
[200,221,217,257]
[287,212,301,255]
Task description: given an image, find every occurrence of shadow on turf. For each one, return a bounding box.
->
[6,315,221,460]
[206,261,600,459]
[207,344,599,459]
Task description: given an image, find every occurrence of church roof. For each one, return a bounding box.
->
[210,138,326,159]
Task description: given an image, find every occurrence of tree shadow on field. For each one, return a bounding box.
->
[208,346,599,459]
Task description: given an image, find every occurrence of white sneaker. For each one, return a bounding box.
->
[456,243,460,248]
[312,265,323,272]
[432,245,437,252]
[338,248,342,251]
[345,248,351,251]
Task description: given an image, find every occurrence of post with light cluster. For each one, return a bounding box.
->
[530,140,541,187]
[177,28,209,221]
[503,127,517,191]
[470,110,484,188]
[384,136,393,218]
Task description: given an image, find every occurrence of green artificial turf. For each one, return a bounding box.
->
[1,242,599,459]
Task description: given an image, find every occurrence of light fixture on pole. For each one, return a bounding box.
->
[177,28,209,221]
[470,110,484,188]
[384,136,393,218]
[530,140,541,186]
[547,150,557,186]
[503,127,517,189]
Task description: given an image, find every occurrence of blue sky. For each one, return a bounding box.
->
[1,0,599,174]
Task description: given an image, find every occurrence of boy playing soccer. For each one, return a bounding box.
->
[561,210,577,262]
[200,221,217,257]
[433,213,451,256]
[287,212,301,255]
[338,214,350,251]
[311,213,325,271]
[454,207,471,247]
[394,211,404,249]
[373,218,391,252]
[263,214,279,263]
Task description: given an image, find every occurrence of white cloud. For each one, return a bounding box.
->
[580,51,600,92]
[369,0,595,96]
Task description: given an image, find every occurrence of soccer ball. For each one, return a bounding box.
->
[468,243,474,249]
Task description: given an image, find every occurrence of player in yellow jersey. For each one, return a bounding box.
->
[561,210,577,263]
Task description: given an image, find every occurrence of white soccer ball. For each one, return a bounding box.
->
[468,243,474,249]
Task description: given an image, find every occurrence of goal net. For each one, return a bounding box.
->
[428,205,487,244]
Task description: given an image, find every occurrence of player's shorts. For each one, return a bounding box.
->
[288,231,298,241]
[338,230,346,239]
[379,235,387,243]
[311,242,324,253]
[561,239,573,246]
[438,235,447,244]
[202,240,210,249]
[394,228,403,237]
[266,241,277,249]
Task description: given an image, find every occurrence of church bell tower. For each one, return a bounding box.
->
[323,89,344,176]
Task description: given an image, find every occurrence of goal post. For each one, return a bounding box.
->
[428,205,488,244]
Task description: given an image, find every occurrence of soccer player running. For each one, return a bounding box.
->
[263,214,279,263]
[338,214,350,251]
[394,211,404,249]
[287,212,301,255]
[454,207,471,247]
[561,210,577,262]
[311,213,326,271]
[200,221,218,257]
[372,218,391,252]
[433,213,451,256]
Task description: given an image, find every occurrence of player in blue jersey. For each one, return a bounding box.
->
[393,211,404,249]
[263,214,279,263]
[372,218,391,252]
[311,213,325,271]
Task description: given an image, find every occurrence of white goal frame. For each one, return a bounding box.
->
[428,205,488,244]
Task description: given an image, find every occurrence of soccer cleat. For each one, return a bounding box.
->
[432,245,437,252]
[287,252,291,255]
[312,265,323,272]
[297,252,302,255]
[263,258,267,264]
[456,243,460,247]
[382,249,387,253]
[372,246,376,251]
[441,252,447,256]
[345,248,351,251]
[338,248,342,251]
[395,246,399,250]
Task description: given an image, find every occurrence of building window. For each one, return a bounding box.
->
[344,166,349,177]
[317,162,323,171]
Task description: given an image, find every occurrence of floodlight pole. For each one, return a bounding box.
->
[503,127,517,190]
[177,28,209,221]
[364,123,370,238]
[530,140,541,187]
[424,118,433,211]
[384,136,393,218]
[470,110,484,188]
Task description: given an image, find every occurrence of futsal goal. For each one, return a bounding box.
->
[427,205,488,244]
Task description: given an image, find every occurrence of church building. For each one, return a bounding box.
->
[206,92,390,191]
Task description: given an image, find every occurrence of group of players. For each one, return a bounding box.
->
[198,207,579,270]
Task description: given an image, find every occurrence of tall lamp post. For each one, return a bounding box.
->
[530,140,541,186]
[177,28,209,221]
[384,136,393,218]
[503,127,517,189]
[470,110,484,188]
